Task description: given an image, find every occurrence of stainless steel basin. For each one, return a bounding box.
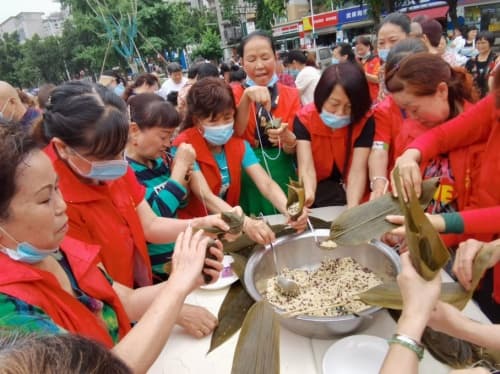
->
[243,229,401,339]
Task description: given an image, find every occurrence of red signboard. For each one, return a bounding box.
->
[304,10,338,30]
[273,22,300,36]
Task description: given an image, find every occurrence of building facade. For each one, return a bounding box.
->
[0,12,45,42]
[273,0,500,51]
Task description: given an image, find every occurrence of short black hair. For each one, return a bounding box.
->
[286,50,307,65]
[476,31,495,46]
[167,62,182,74]
[129,93,180,130]
[32,81,128,159]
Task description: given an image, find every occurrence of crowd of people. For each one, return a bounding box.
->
[0,10,498,373]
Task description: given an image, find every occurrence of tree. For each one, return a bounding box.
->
[0,32,23,87]
[252,0,275,31]
[20,35,67,86]
[192,29,223,61]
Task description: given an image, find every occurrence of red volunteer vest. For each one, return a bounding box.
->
[44,143,152,288]
[296,103,371,182]
[173,127,244,218]
[231,82,301,145]
[0,237,131,348]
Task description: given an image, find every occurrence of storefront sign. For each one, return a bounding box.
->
[273,22,300,37]
[338,5,369,24]
[302,10,338,31]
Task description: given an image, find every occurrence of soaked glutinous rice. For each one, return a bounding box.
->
[266,257,383,317]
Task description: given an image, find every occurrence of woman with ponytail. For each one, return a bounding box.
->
[385,52,482,214]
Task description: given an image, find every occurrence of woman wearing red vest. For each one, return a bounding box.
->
[232,31,301,216]
[0,123,223,372]
[172,78,307,242]
[355,36,381,103]
[32,82,229,338]
[294,62,374,209]
[368,38,428,200]
[391,70,500,322]
[385,52,481,214]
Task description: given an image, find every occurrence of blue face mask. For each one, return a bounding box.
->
[0,227,58,264]
[320,110,351,129]
[70,148,128,181]
[378,48,390,62]
[288,69,299,79]
[202,122,234,146]
[246,74,279,87]
[331,57,340,65]
[114,83,125,97]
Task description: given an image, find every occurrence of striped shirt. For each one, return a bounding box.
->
[127,157,187,282]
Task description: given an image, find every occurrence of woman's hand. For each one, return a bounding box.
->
[243,86,271,110]
[267,123,295,147]
[169,227,211,293]
[243,217,276,245]
[286,207,309,233]
[385,214,446,236]
[452,239,497,290]
[397,252,441,326]
[177,304,218,338]
[391,149,423,201]
[192,214,230,234]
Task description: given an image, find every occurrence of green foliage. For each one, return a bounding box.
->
[0,32,23,86]
[221,0,241,24]
[192,29,223,61]
[252,0,274,31]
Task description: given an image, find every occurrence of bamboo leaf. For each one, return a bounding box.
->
[286,178,305,220]
[358,281,468,310]
[393,168,449,280]
[329,177,439,245]
[359,246,500,311]
[230,252,248,283]
[208,281,255,354]
[231,301,280,374]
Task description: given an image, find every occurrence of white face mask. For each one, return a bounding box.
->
[0,99,14,121]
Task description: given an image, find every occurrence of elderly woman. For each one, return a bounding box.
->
[465,31,497,98]
[232,31,301,216]
[293,62,374,208]
[0,123,223,373]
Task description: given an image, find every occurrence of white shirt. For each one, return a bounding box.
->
[450,35,466,54]
[295,66,321,105]
[158,77,188,99]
